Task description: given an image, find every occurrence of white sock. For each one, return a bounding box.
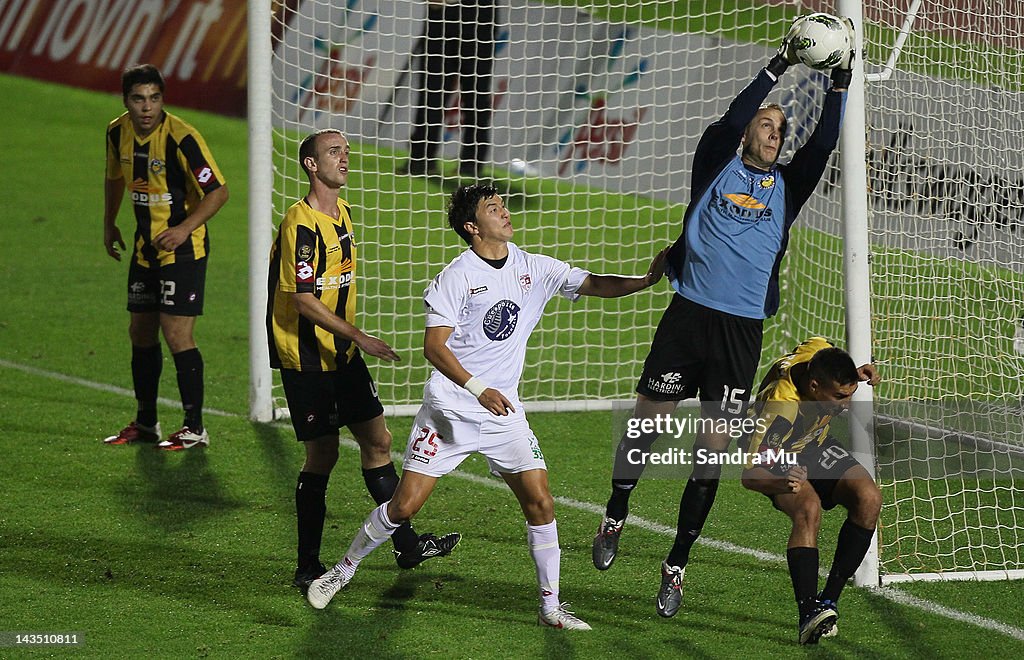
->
[339,502,400,577]
[528,520,561,612]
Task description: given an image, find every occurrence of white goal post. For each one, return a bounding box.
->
[248,0,1024,585]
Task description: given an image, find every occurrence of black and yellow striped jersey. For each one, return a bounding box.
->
[743,337,837,465]
[105,111,225,267]
[267,197,358,371]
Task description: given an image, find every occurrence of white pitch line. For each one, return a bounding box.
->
[3,358,1023,641]
[0,358,235,418]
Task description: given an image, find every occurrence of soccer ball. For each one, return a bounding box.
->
[790,13,851,71]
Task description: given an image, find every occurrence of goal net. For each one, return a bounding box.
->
[251,0,1024,582]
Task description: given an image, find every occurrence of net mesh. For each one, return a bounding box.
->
[266,0,1024,579]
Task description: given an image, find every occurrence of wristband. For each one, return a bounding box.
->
[830,66,853,90]
[464,376,488,398]
[766,53,790,79]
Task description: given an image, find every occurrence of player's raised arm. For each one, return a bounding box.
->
[422,325,515,415]
[576,246,669,298]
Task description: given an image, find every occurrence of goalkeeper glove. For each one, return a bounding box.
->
[767,17,804,77]
[830,17,857,89]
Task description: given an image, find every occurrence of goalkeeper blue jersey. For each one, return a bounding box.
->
[667,69,845,319]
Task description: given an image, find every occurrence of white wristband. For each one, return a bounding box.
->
[464,376,488,398]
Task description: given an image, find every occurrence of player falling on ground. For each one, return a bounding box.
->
[740,337,880,644]
[592,18,856,619]
[306,184,668,629]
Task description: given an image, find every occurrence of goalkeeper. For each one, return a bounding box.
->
[740,337,880,645]
[592,16,857,620]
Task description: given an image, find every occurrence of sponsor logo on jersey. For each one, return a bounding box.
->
[128,177,172,207]
[316,257,354,290]
[130,191,173,206]
[519,273,532,292]
[193,165,214,185]
[296,260,314,282]
[149,159,165,175]
[723,193,767,209]
[482,299,521,341]
[713,190,774,221]
[316,272,353,290]
[469,286,488,295]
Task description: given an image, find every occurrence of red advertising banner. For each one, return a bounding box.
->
[0,0,250,116]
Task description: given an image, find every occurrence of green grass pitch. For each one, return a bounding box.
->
[1,68,1023,658]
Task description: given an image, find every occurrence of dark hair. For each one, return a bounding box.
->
[298,129,344,179]
[807,347,859,387]
[121,64,165,98]
[448,184,497,245]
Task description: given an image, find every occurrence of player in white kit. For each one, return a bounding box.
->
[307,184,667,629]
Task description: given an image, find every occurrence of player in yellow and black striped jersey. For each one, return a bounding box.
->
[267,196,357,371]
[101,64,229,452]
[268,129,458,595]
[740,338,881,644]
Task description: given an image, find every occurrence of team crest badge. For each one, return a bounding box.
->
[519,273,532,292]
[149,159,165,174]
[758,174,776,189]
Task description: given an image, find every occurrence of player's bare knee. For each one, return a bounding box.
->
[523,492,554,524]
[353,430,392,464]
[303,438,339,473]
[791,502,821,534]
[388,495,421,523]
[129,316,160,345]
[856,482,883,528]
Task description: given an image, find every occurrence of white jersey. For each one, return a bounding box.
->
[423,242,590,411]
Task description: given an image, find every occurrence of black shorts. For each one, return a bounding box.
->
[769,436,864,511]
[636,295,763,417]
[127,258,207,316]
[280,353,385,442]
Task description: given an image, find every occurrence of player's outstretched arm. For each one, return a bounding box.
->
[576,246,669,298]
[291,292,400,362]
[423,325,515,415]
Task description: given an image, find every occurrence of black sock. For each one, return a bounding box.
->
[605,428,660,519]
[131,344,162,427]
[172,348,204,431]
[821,520,875,603]
[787,547,820,617]
[665,468,721,567]
[295,471,329,569]
[606,480,636,521]
[361,463,419,553]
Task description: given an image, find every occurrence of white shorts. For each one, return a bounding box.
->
[402,404,547,478]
